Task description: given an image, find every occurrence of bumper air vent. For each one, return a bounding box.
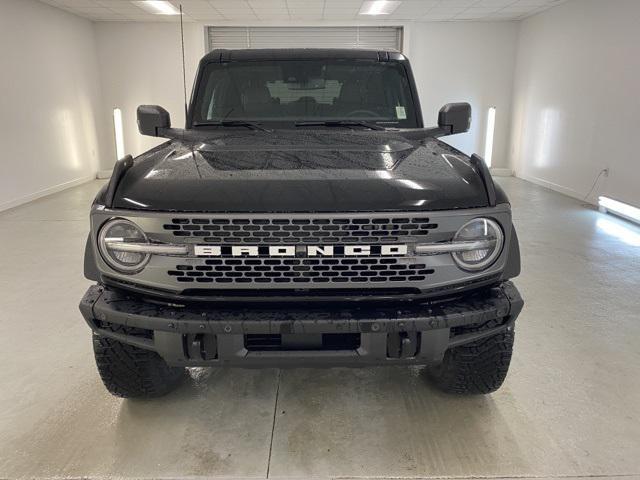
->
[245,333,361,351]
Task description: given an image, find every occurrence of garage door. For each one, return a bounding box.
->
[207,26,403,52]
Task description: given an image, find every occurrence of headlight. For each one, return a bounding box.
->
[98,218,150,273]
[452,218,504,271]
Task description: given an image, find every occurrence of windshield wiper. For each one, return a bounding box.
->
[194,120,271,132]
[295,120,385,131]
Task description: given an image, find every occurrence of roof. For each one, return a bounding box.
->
[201,48,406,64]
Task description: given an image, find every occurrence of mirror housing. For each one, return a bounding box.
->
[438,103,471,135]
[137,105,171,137]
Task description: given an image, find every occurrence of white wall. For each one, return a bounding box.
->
[408,22,518,169]
[93,21,518,170]
[0,0,107,211]
[510,0,640,206]
[94,22,206,169]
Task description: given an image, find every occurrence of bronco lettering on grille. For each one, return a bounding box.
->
[193,245,408,257]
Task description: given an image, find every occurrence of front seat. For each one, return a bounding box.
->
[241,84,278,118]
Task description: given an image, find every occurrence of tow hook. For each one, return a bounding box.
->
[387,331,420,359]
[184,333,218,361]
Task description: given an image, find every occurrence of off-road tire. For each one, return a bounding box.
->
[93,333,185,398]
[428,320,514,395]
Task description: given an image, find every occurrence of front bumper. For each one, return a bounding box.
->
[79,282,523,368]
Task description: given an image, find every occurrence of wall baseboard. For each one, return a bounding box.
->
[490,168,513,177]
[97,170,113,179]
[0,175,96,213]
[516,172,595,206]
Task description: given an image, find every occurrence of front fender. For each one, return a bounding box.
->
[84,234,100,281]
[502,226,521,280]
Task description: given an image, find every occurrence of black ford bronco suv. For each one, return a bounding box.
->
[80,49,523,398]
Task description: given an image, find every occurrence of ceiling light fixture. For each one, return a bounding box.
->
[132,1,181,15]
[359,1,402,16]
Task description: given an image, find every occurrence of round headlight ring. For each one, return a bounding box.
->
[452,218,504,271]
[98,218,150,274]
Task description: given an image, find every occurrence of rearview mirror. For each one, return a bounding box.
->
[137,105,171,137]
[438,103,471,135]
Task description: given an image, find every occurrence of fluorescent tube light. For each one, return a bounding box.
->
[359,1,402,15]
[598,196,640,225]
[132,1,181,15]
[113,108,125,160]
[484,107,496,168]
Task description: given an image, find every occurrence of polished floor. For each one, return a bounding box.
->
[0,178,639,479]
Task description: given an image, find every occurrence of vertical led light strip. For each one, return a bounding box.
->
[113,108,125,160]
[484,107,496,168]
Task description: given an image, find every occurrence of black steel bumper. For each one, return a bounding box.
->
[79,282,523,368]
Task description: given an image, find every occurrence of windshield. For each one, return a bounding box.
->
[192,59,419,128]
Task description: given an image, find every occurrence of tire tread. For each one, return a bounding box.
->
[428,320,514,395]
[93,332,184,398]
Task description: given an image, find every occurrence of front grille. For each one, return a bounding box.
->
[168,257,434,284]
[95,206,512,297]
[163,216,438,244]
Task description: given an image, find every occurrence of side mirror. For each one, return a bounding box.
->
[137,105,170,137]
[438,103,471,135]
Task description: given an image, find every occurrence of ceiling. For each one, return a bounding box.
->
[39,0,568,22]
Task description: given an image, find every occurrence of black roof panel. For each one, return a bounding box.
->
[202,48,405,63]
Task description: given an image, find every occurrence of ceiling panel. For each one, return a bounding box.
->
[38,0,569,22]
[475,0,518,7]
[439,0,479,6]
[391,1,439,19]
[288,3,325,20]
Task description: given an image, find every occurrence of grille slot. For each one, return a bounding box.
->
[163,216,438,244]
[168,257,434,284]
[245,334,281,350]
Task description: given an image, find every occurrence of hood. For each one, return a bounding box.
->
[113,130,490,213]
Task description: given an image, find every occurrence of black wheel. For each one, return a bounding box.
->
[427,320,515,395]
[93,332,185,398]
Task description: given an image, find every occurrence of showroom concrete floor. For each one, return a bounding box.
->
[0,177,639,480]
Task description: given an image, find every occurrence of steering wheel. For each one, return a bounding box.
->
[345,109,379,118]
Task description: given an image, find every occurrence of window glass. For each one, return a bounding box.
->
[192,59,418,127]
